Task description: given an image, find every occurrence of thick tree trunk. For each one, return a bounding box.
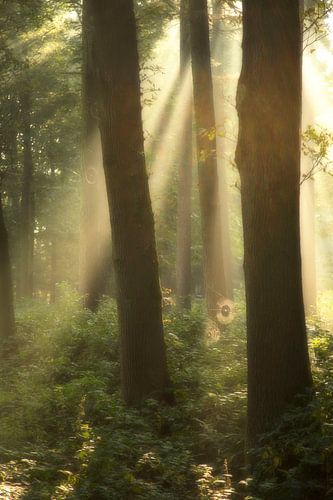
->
[176,0,192,310]
[19,90,34,299]
[0,188,15,340]
[80,0,111,311]
[189,0,227,317]
[89,0,171,405]
[236,0,313,444]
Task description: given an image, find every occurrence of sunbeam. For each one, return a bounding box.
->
[148,68,192,216]
[301,37,333,318]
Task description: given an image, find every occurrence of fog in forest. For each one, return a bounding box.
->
[0,1,333,499]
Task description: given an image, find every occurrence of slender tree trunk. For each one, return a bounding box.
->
[50,237,57,303]
[80,0,111,311]
[19,90,34,299]
[212,0,234,300]
[89,0,171,405]
[7,98,20,292]
[189,0,227,317]
[47,161,57,304]
[8,98,20,212]
[176,0,192,310]
[235,0,313,444]
[0,187,15,340]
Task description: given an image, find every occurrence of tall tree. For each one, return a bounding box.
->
[88,0,171,405]
[189,0,227,317]
[18,88,34,299]
[211,0,234,300]
[236,0,313,443]
[0,180,15,341]
[80,0,110,311]
[176,0,193,310]
[46,144,59,304]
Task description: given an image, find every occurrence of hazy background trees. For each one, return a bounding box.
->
[1,1,333,497]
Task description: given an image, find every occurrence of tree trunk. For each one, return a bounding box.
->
[212,0,234,300]
[89,0,171,405]
[7,98,20,292]
[80,0,111,311]
[48,161,57,304]
[189,0,227,317]
[0,188,15,341]
[19,90,34,299]
[50,237,57,303]
[235,0,313,444]
[176,0,192,310]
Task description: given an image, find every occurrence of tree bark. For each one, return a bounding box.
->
[47,160,58,304]
[0,187,15,341]
[19,90,34,299]
[176,0,192,310]
[80,0,111,311]
[235,0,313,444]
[189,0,227,317]
[6,97,20,293]
[49,236,57,303]
[88,0,171,405]
[212,0,234,300]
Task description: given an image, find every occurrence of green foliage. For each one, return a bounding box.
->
[0,291,246,498]
[303,1,333,51]
[243,321,333,500]
[245,399,329,499]
[302,125,333,183]
[0,293,333,498]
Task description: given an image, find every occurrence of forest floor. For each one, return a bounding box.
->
[0,483,26,499]
[0,287,332,499]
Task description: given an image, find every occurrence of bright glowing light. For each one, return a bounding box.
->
[302,37,333,305]
[327,11,333,42]
[9,12,76,66]
[80,129,111,294]
[142,22,180,145]
[64,11,79,22]
[140,21,194,216]
[148,68,192,216]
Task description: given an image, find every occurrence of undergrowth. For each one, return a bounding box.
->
[0,286,332,499]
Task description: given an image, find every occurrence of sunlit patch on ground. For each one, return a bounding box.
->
[316,289,333,327]
[0,483,26,499]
